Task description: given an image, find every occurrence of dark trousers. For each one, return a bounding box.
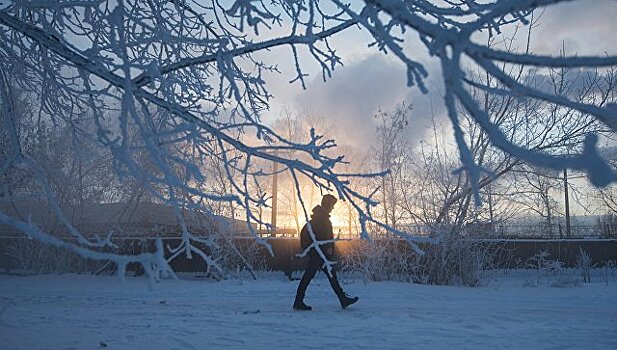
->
[295,250,344,303]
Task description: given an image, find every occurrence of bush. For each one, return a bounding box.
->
[523,250,581,287]
[340,234,505,286]
[6,238,107,275]
[575,247,593,283]
[209,235,268,280]
[415,234,502,286]
[601,260,617,285]
[340,238,418,283]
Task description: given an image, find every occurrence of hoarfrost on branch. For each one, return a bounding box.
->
[0,0,615,274]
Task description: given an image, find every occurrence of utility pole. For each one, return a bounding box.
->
[258,205,263,231]
[348,202,353,239]
[563,168,571,238]
[270,159,278,236]
[488,182,495,236]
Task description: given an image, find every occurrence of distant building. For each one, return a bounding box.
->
[0,201,256,238]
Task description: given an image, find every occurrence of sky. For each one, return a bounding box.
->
[254,0,617,219]
[261,0,617,148]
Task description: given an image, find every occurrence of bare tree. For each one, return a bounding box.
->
[597,188,617,215]
[510,167,562,236]
[593,148,617,215]
[372,103,413,231]
[404,23,616,233]
[1,1,615,277]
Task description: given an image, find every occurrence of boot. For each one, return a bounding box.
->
[339,293,359,309]
[293,300,312,311]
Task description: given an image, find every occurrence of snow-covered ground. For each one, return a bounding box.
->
[1,271,616,349]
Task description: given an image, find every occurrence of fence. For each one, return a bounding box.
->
[258,222,617,240]
[2,236,617,276]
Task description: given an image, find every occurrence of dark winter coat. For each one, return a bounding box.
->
[300,205,334,252]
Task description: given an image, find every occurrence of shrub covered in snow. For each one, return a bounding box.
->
[340,235,507,286]
[575,247,594,283]
[6,238,108,275]
[340,238,419,283]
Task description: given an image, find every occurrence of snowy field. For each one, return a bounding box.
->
[1,272,616,349]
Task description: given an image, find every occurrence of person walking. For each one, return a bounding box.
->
[293,194,358,311]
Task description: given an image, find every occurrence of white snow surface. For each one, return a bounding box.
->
[0,272,616,349]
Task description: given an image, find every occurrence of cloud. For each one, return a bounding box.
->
[531,0,617,55]
[292,54,444,146]
[295,55,405,141]
[264,0,616,149]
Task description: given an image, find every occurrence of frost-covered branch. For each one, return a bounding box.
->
[0,0,428,275]
[1,0,614,276]
[353,0,617,203]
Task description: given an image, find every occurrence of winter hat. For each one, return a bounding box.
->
[321,194,338,208]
